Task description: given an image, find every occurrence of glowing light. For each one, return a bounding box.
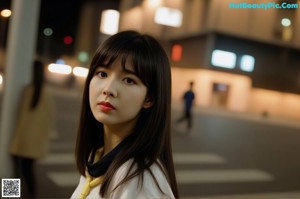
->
[100,10,120,35]
[78,51,89,63]
[281,18,291,27]
[154,7,182,27]
[211,50,236,69]
[73,66,89,78]
[146,0,161,7]
[43,28,53,36]
[64,36,73,45]
[171,44,182,61]
[56,59,65,65]
[240,55,255,72]
[48,63,72,75]
[1,9,12,18]
[0,73,3,85]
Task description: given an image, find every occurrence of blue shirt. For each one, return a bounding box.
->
[184,90,195,110]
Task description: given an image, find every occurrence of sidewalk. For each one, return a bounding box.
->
[172,101,300,130]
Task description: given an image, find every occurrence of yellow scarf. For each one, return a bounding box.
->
[80,148,104,199]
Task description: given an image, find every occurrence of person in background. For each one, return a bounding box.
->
[72,30,179,199]
[176,81,195,131]
[10,59,54,198]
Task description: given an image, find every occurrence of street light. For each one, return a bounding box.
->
[0,9,12,48]
[0,9,12,18]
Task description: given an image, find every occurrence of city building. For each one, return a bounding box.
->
[112,0,300,120]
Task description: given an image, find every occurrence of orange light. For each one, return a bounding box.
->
[171,44,182,61]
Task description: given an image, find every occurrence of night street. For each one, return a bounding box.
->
[29,86,300,198]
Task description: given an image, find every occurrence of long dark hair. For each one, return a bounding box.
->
[75,30,179,198]
[30,60,44,109]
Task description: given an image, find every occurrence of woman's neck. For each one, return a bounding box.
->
[103,123,134,155]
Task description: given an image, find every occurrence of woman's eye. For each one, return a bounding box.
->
[96,71,107,78]
[124,78,136,85]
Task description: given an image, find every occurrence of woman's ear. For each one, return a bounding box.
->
[143,97,153,109]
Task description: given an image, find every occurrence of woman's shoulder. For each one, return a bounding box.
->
[114,159,166,179]
[110,159,175,199]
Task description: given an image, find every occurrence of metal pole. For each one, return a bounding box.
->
[0,0,41,177]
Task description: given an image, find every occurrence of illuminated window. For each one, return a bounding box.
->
[211,50,236,69]
[171,44,182,61]
[240,55,255,72]
[100,10,120,35]
[154,7,182,27]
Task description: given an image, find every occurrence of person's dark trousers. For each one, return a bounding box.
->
[12,155,36,198]
[186,110,192,130]
[176,109,192,130]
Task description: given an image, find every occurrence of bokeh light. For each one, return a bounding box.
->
[78,51,89,63]
[0,9,12,18]
[43,28,53,36]
[64,36,73,45]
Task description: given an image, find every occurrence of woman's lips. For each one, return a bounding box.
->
[98,101,115,112]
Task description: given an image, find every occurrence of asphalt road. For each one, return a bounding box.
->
[2,86,300,198]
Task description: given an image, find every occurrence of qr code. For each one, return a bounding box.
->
[1,179,21,198]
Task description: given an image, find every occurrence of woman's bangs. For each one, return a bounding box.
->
[90,36,151,87]
[96,50,118,68]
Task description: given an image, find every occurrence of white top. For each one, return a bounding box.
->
[71,159,175,199]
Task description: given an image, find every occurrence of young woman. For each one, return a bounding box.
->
[72,30,179,199]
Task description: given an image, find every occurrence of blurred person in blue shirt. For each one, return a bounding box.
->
[176,81,195,131]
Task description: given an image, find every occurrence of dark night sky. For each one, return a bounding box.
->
[0,0,120,58]
[0,0,84,57]
[37,0,83,57]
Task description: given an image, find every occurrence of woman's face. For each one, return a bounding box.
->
[89,58,151,129]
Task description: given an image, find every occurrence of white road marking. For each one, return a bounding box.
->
[173,153,226,164]
[39,153,226,164]
[47,169,273,187]
[40,152,226,165]
[184,192,300,199]
[176,169,273,184]
[38,153,75,164]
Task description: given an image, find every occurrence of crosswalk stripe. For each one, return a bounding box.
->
[173,153,226,164]
[182,192,300,199]
[38,153,75,164]
[176,169,273,184]
[40,152,226,165]
[47,169,273,187]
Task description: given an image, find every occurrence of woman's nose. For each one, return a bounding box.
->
[102,79,117,98]
[103,89,116,97]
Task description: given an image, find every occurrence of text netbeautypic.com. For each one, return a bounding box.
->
[229,2,299,10]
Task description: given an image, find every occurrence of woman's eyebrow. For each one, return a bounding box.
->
[123,67,137,76]
[93,65,105,70]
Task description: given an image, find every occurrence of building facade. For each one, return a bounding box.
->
[116,0,300,121]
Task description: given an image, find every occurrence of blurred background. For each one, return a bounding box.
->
[1,0,300,198]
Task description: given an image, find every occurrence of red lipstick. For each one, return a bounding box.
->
[98,101,115,112]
